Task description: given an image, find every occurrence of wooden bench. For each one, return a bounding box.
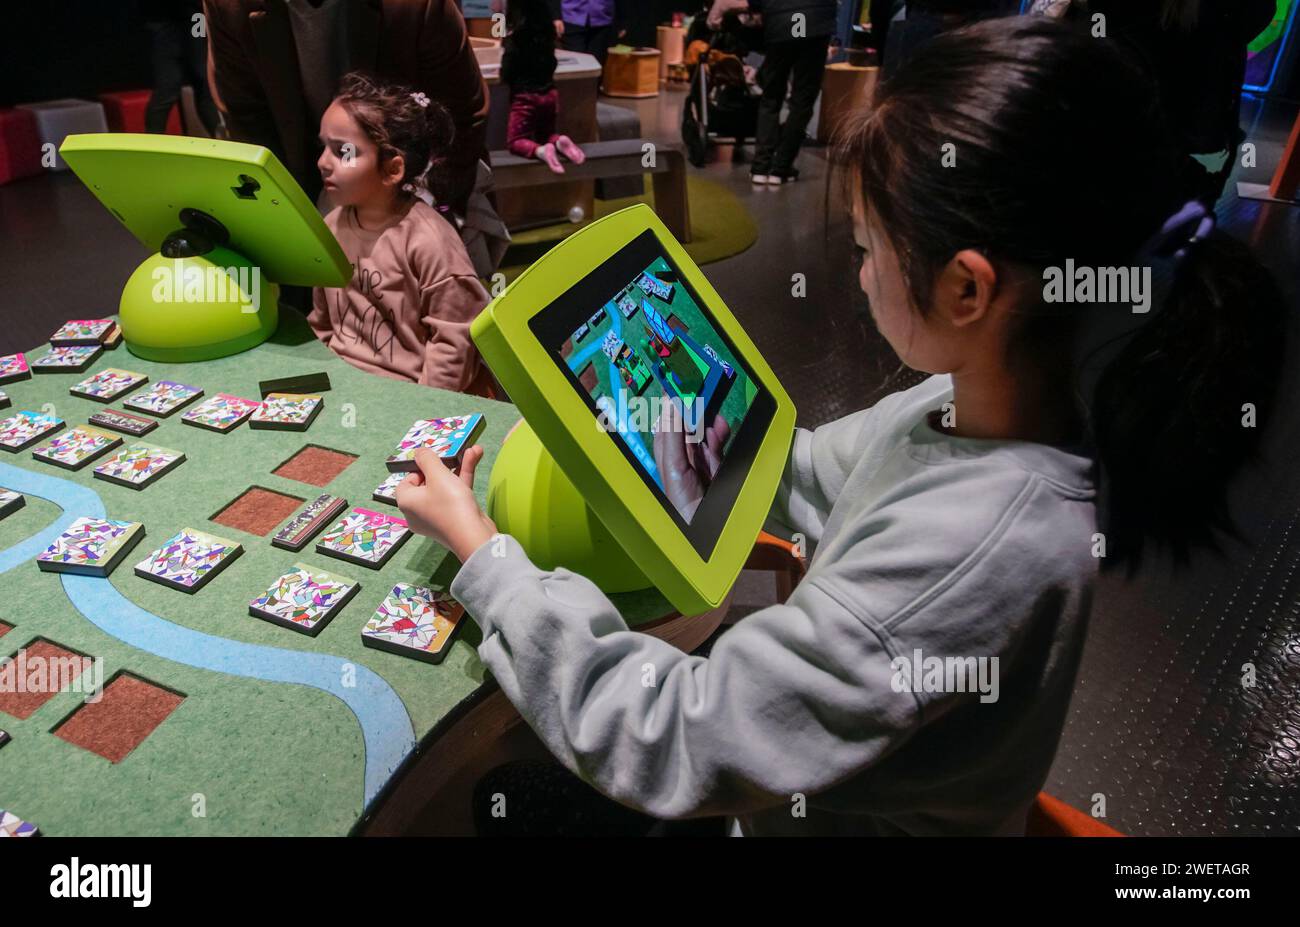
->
[490,138,692,243]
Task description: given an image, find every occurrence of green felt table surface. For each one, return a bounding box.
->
[0,312,669,836]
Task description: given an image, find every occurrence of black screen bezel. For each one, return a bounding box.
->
[528,229,776,561]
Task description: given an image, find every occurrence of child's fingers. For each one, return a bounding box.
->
[685,433,706,481]
[708,415,731,450]
[654,398,689,475]
[458,445,484,489]
[703,416,730,478]
[413,447,454,487]
[393,471,423,510]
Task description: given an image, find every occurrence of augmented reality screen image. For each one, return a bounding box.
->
[556,256,759,523]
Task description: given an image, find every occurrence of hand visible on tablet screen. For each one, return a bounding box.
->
[653,398,730,521]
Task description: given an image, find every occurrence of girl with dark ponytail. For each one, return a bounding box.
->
[389,17,1285,836]
[841,15,1285,569]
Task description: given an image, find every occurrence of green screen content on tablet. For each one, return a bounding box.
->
[473,203,796,615]
[553,253,759,526]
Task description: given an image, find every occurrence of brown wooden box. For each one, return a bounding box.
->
[817,62,879,145]
[602,47,662,98]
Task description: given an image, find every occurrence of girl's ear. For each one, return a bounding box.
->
[938,249,998,329]
[380,152,407,189]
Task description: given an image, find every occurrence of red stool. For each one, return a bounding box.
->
[1026,792,1125,837]
[0,108,43,185]
[99,90,182,135]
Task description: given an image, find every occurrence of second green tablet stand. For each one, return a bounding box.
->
[60,134,350,363]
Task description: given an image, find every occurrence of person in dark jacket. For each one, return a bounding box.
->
[747,0,838,185]
[203,0,488,214]
[1081,0,1276,205]
[881,0,1009,81]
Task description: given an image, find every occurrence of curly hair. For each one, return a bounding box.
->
[333,71,456,202]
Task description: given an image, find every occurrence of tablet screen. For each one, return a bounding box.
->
[531,230,773,557]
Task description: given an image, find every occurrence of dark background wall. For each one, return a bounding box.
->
[2,2,157,107]
[0,0,698,107]
[3,0,1296,108]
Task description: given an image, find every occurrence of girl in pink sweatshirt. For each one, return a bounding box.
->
[309,72,493,396]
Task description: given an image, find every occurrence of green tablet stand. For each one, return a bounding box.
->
[60,134,350,363]
[473,204,796,616]
[119,231,281,363]
[486,420,651,593]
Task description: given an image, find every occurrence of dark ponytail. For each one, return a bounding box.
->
[837,16,1285,569]
[1093,231,1285,565]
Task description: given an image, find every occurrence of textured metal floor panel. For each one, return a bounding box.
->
[1044,96,1300,835]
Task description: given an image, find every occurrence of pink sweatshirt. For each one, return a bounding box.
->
[309,199,491,393]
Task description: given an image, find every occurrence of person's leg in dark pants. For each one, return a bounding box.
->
[559,23,586,55]
[771,35,830,177]
[753,41,797,178]
[183,25,219,135]
[584,22,616,65]
[561,22,616,65]
[145,20,186,134]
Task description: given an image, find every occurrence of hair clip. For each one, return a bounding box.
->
[410,91,430,108]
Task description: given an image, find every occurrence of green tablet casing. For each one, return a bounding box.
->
[60,133,349,287]
[471,204,796,616]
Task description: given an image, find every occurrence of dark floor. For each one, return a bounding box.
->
[2,87,1298,836]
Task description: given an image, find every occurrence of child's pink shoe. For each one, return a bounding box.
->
[555,136,586,165]
[535,143,565,174]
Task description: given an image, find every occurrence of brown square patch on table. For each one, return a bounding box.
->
[272,444,358,487]
[211,486,304,536]
[54,673,185,763]
[0,639,95,720]
[578,361,597,394]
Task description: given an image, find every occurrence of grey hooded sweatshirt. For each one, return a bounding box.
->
[450,375,1099,835]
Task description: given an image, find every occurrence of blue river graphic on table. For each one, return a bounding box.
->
[0,461,416,811]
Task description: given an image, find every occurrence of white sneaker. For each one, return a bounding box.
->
[750,172,771,185]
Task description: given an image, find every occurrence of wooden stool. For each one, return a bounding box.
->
[657,25,686,82]
[603,47,662,98]
[817,62,879,145]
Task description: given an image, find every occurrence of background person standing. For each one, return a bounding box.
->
[547,0,626,65]
[204,0,488,215]
[141,0,220,134]
[747,0,838,186]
